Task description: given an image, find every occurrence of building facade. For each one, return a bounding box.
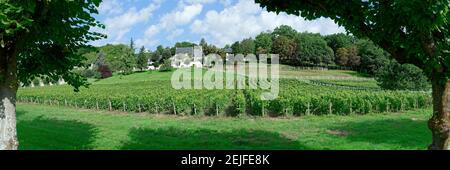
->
[171,46,204,68]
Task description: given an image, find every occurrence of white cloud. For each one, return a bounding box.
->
[98,0,124,16]
[137,1,203,49]
[93,0,345,50]
[102,1,162,43]
[135,25,161,48]
[160,4,203,29]
[167,29,185,40]
[145,25,160,37]
[190,0,345,46]
[135,38,158,49]
[183,0,216,4]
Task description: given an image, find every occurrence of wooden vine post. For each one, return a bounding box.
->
[172,101,177,115]
[138,103,141,113]
[216,104,219,116]
[306,102,311,115]
[328,102,333,115]
[193,103,197,115]
[108,100,112,111]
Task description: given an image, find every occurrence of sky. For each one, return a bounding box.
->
[91,0,346,51]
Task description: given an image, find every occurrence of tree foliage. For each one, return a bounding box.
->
[159,58,173,72]
[335,48,349,66]
[255,0,450,80]
[200,38,207,47]
[324,33,354,53]
[240,38,256,54]
[272,25,298,39]
[136,46,148,71]
[356,39,390,75]
[90,44,131,72]
[117,47,136,75]
[342,46,361,68]
[231,41,241,54]
[161,47,172,61]
[199,39,227,58]
[1,0,105,91]
[376,62,429,91]
[255,32,273,54]
[175,41,196,48]
[295,33,334,65]
[129,38,135,54]
[255,0,450,149]
[96,64,112,79]
[272,35,296,63]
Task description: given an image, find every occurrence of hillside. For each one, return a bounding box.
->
[17,65,431,116]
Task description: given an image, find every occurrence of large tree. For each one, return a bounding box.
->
[345,46,361,68]
[240,38,256,54]
[175,41,196,48]
[94,44,132,72]
[161,47,172,61]
[117,47,136,75]
[255,32,273,54]
[357,39,390,75]
[273,25,298,39]
[0,0,104,149]
[295,33,334,65]
[231,41,241,54]
[324,33,354,53]
[129,38,135,54]
[336,48,350,66]
[272,35,297,64]
[256,0,450,150]
[136,46,148,71]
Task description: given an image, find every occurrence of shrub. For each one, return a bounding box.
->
[73,68,100,79]
[227,91,246,116]
[375,62,429,91]
[32,78,40,86]
[97,65,113,79]
[159,59,173,72]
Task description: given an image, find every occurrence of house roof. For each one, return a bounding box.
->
[175,47,194,55]
[223,48,233,53]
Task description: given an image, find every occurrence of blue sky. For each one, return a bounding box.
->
[91,0,346,51]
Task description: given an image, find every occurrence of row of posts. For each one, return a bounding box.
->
[17,96,423,116]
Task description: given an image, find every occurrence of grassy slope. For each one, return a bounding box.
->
[92,71,174,85]
[17,103,431,150]
[87,65,376,85]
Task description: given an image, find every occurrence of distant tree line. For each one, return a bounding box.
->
[229,25,428,90]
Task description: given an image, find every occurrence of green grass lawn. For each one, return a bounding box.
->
[17,103,432,150]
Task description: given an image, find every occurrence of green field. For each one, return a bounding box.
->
[16,67,433,150]
[18,67,432,116]
[17,103,432,150]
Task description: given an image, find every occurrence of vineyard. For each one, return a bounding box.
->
[17,69,432,117]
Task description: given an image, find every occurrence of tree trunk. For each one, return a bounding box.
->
[0,85,18,150]
[0,45,19,150]
[428,76,450,150]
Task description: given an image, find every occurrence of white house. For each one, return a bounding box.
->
[171,46,204,68]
